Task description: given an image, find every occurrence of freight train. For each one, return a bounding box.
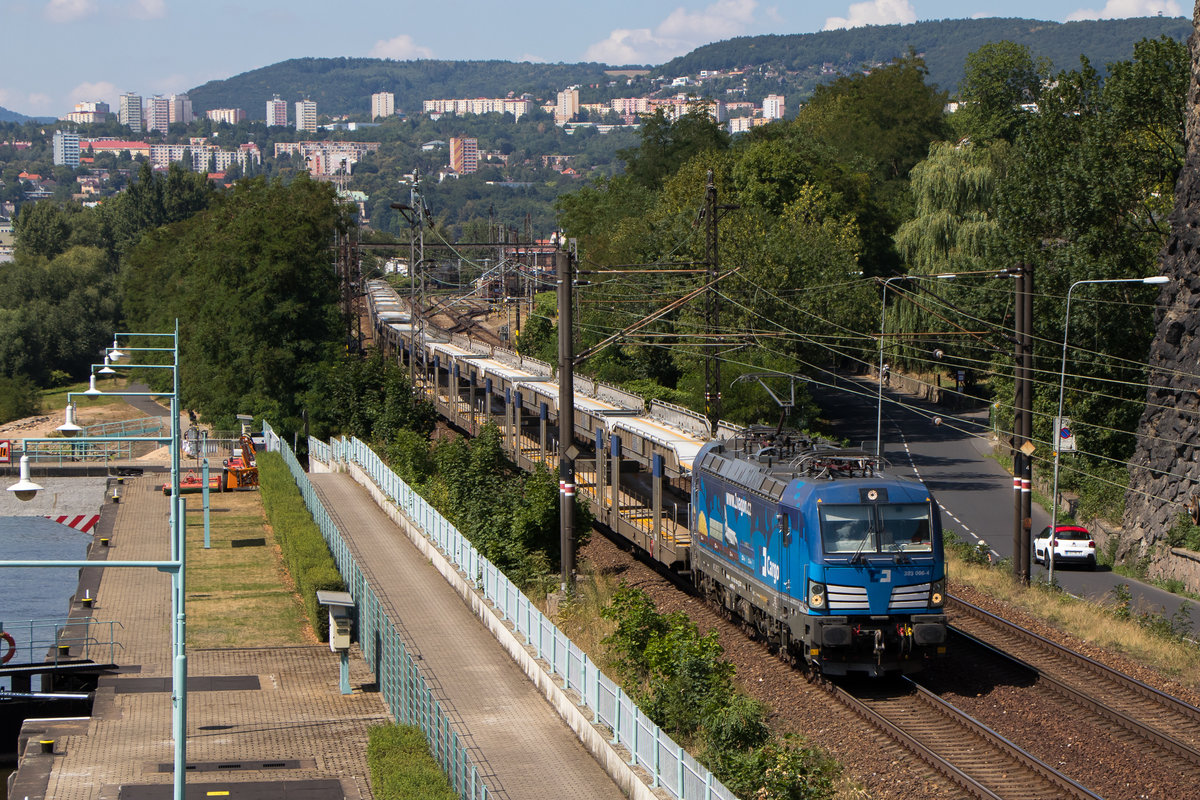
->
[365,279,947,676]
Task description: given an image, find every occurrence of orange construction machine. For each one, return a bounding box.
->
[222,433,259,490]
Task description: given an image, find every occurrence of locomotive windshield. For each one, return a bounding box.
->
[820,503,933,555]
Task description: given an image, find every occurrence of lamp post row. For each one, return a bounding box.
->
[4,324,188,800]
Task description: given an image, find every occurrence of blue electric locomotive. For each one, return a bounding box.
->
[690,428,947,676]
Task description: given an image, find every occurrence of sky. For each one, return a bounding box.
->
[0,0,1187,117]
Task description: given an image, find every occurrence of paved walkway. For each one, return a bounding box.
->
[309,472,629,800]
[12,476,389,800]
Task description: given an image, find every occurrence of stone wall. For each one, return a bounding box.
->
[1123,7,1200,568]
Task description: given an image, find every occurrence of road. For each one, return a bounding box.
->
[813,372,1200,637]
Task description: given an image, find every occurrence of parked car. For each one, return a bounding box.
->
[1033,524,1096,569]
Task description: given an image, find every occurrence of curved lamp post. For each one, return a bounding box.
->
[4,323,187,800]
[1048,277,1167,582]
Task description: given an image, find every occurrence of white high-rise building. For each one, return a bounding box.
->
[119,92,143,131]
[266,95,288,127]
[146,95,170,133]
[169,94,193,125]
[371,92,394,119]
[295,99,317,132]
[762,94,786,121]
[555,87,580,124]
[53,130,80,168]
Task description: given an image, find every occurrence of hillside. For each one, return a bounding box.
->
[0,106,56,124]
[662,16,1193,93]
[186,17,1191,119]
[187,58,620,119]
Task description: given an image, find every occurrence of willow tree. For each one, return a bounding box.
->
[891,139,1005,369]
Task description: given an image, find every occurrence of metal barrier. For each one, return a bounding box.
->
[82,416,164,438]
[0,618,123,666]
[286,423,733,800]
[264,422,488,800]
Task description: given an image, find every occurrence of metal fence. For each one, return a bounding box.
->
[262,422,489,800]
[286,425,733,800]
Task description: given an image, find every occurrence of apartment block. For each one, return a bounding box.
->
[762,94,785,121]
[266,95,288,127]
[295,99,317,132]
[555,87,580,124]
[146,95,170,133]
[53,130,81,168]
[119,92,143,131]
[169,94,194,125]
[62,100,110,125]
[421,97,533,121]
[206,108,247,125]
[273,141,380,175]
[371,91,395,119]
[449,136,478,175]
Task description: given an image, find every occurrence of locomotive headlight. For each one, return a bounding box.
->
[808,580,826,609]
[930,578,946,608]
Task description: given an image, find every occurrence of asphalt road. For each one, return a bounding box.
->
[812,372,1200,637]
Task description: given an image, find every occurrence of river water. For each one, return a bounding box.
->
[0,516,92,691]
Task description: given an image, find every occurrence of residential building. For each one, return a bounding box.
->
[169,94,193,125]
[555,87,580,124]
[762,94,785,121]
[53,130,80,168]
[449,136,478,174]
[81,139,152,158]
[266,95,288,127]
[295,99,317,132]
[273,141,380,175]
[62,100,110,125]
[371,91,395,119]
[421,97,532,121]
[145,95,170,133]
[119,92,143,131]
[206,108,247,125]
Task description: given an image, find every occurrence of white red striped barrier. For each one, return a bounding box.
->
[44,514,100,533]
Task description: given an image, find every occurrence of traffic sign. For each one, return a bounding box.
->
[1054,416,1076,452]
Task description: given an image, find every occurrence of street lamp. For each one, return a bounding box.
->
[1048,276,1168,581]
[3,324,188,800]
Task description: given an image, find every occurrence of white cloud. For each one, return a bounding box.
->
[823,0,916,30]
[0,88,54,112]
[518,53,548,64]
[128,0,166,19]
[69,81,118,107]
[1064,0,1181,21]
[370,34,433,60]
[44,0,97,22]
[585,0,758,65]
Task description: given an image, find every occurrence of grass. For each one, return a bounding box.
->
[185,487,313,648]
[367,724,458,800]
[948,549,1200,686]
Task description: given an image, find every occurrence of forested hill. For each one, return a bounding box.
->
[0,105,56,123]
[187,59,618,119]
[663,16,1192,93]
[186,17,1190,119]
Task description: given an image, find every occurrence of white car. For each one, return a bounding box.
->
[1033,524,1096,569]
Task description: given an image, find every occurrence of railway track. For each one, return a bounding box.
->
[830,676,1101,800]
[948,595,1200,766]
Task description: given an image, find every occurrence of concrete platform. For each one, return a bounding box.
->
[309,472,629,800]
[10,476,388,800]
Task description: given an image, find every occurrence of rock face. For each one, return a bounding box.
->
[1124,7,1200,563]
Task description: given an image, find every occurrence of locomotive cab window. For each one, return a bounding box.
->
[820,503,933,556]
[819,506,874,553]
[880,503,933,552]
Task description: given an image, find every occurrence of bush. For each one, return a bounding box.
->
[367,724,458,800]
[257,451,345,637]
[0,374,40,425]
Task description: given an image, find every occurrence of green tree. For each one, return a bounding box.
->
[954,41,1050,142]
[14,200,70,259]
[619,109,731,190]
[121,175,348,432]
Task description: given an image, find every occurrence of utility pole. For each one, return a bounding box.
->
[556,245,576,591]
[704,170,721,438]
[1010,262,1034,583]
